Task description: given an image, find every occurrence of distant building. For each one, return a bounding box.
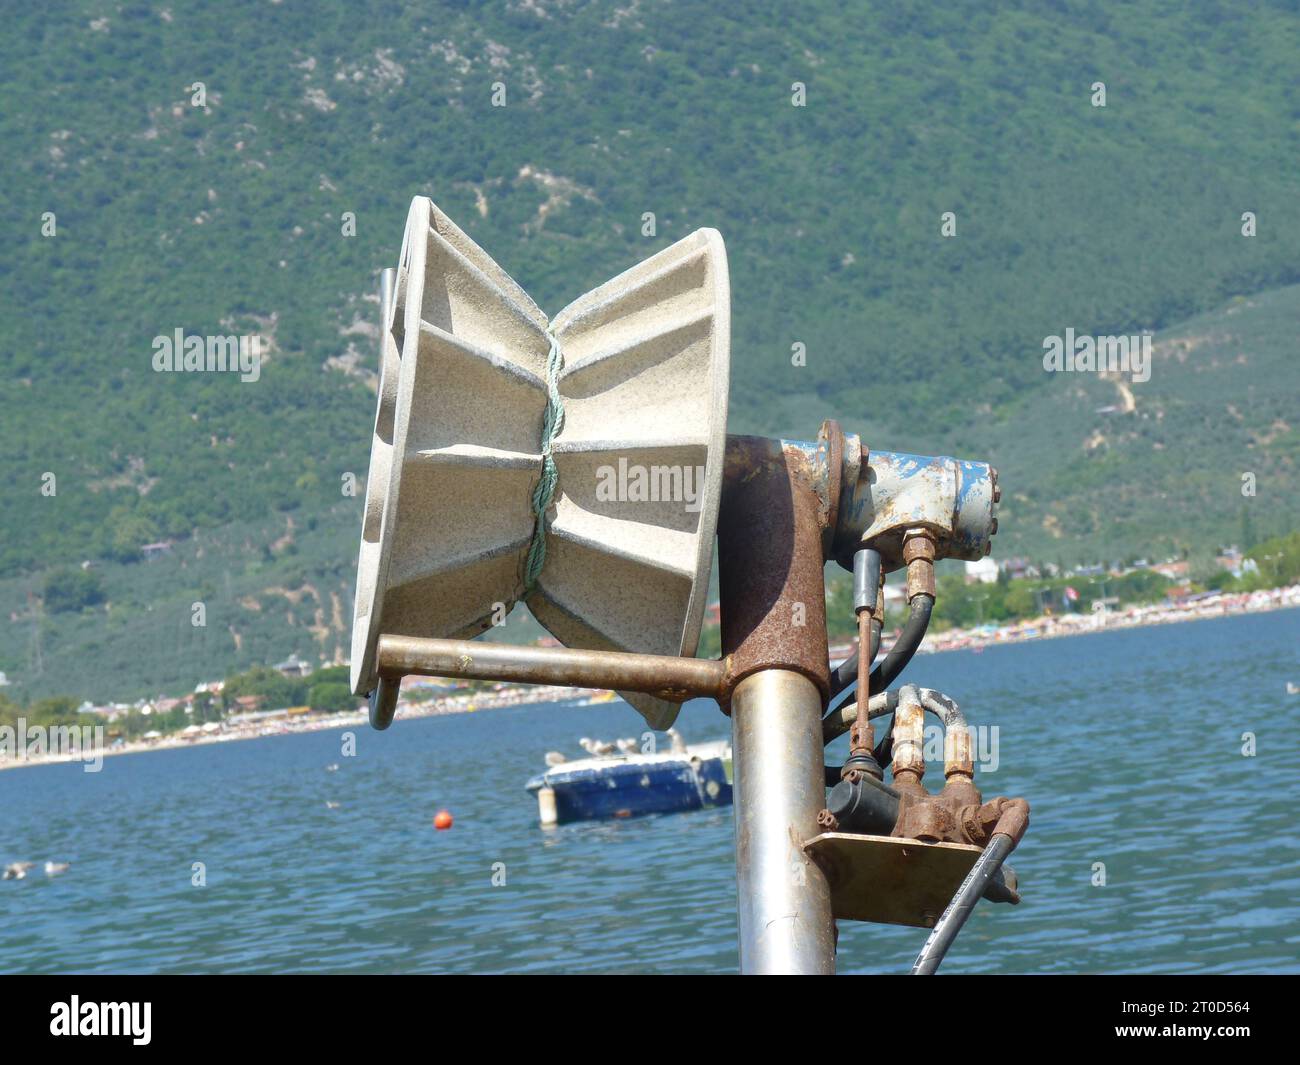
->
[1152,560,1189,580]
[999,557,1038,581]
[273,653,312,677]
[141,541,174,560]
[964,558,999,585]
[1214,547,1248,578]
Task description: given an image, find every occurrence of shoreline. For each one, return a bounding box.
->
[827,584,1300,663]
[918,582,1299,654]
[0,683,592,773]
[5,585,1296,773]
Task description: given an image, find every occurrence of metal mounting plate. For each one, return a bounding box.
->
[803,832,983,928]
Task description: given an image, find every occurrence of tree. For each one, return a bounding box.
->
[0,692,23,730]
[26,695,84,726]
[308,682,358,713]
[222,666,308,711]
[192,690,221,723]
[308,664,350,686]
[104,505,160,564]
[1003,583,1037,618]
[43,568,106,613]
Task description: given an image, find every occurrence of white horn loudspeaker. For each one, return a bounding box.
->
[350,197,730,729]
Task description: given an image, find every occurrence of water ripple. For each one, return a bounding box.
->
[1,608,1297,973]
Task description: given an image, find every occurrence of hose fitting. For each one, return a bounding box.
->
[889,685,927,791]
[903,529,937,602]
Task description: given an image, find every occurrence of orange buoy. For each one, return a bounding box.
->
[433,810,454,830]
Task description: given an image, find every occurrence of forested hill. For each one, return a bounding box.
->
[1,1,1297,697]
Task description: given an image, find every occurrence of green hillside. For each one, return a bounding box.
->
[0,501,553,702]
[2,1,1299,699]
[979,287,1300,564]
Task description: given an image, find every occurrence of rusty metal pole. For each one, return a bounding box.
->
[720,437,836,974]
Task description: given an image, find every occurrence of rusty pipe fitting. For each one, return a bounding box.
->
[961,796,1031,848]
[903,529,937,602]
[889,685,927,789]
[941,777,981,824]
[718,437,832,710]
[991,797,1031,847]
[943,720,974,780]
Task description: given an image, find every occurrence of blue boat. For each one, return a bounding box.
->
[525,738,733,825]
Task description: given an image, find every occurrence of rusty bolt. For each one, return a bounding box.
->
[816,808,840,832]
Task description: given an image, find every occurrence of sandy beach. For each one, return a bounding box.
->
[0,682,590,772]
[6,583,1297,773]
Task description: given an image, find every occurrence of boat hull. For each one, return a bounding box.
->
[526,751,732,824]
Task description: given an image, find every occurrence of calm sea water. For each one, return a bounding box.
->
[3,608,1298,974]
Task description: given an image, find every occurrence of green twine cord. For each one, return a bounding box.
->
[523,331,565,594]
